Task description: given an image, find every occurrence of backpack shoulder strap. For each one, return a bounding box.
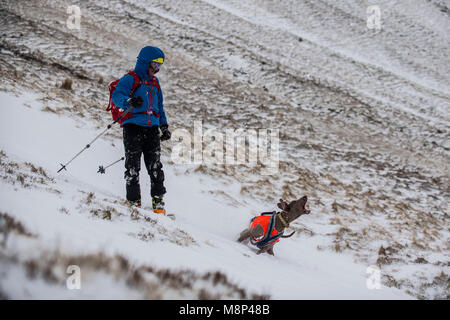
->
[127,71,141,95]
[153,76,160,91]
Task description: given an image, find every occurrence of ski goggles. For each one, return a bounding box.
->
[151,61,163,71]
[151,58,164,70]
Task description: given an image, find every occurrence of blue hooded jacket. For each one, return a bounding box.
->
[112,46,167,127]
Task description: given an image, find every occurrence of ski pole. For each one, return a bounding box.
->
[57,108,132,173]
[97,157,125,174]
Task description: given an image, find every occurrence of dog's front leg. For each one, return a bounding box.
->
[257,245,269,255]
[257,244,274,255]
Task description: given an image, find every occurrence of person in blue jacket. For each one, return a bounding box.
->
[112,46,171,214]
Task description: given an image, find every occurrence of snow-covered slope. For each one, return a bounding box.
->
[0,89,409,300]
[0,0,448,299]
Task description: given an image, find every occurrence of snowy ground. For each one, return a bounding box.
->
[0,90,409,300]
[0,0,448,299]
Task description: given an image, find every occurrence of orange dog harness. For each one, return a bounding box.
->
[249,212,283,248]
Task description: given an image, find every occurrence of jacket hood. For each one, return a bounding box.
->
[134,46,165,80]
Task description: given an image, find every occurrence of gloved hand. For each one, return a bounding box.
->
[127,96,143,109]
[160,124,171,141]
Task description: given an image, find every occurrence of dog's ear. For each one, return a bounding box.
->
[277,198,290,211]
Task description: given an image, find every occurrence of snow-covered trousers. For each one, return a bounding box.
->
[123,123,166,201]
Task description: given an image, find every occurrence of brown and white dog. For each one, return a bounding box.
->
[237,196,310,255]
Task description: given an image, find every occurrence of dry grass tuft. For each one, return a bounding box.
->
[60,78,72,90]
[0,212,36,247]
[5,250,271,299]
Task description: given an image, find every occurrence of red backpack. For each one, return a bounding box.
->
[107,71,160,125]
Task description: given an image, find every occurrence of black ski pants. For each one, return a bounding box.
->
[123,123,166,201]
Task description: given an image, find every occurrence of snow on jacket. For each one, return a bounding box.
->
[112,46,167,127]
